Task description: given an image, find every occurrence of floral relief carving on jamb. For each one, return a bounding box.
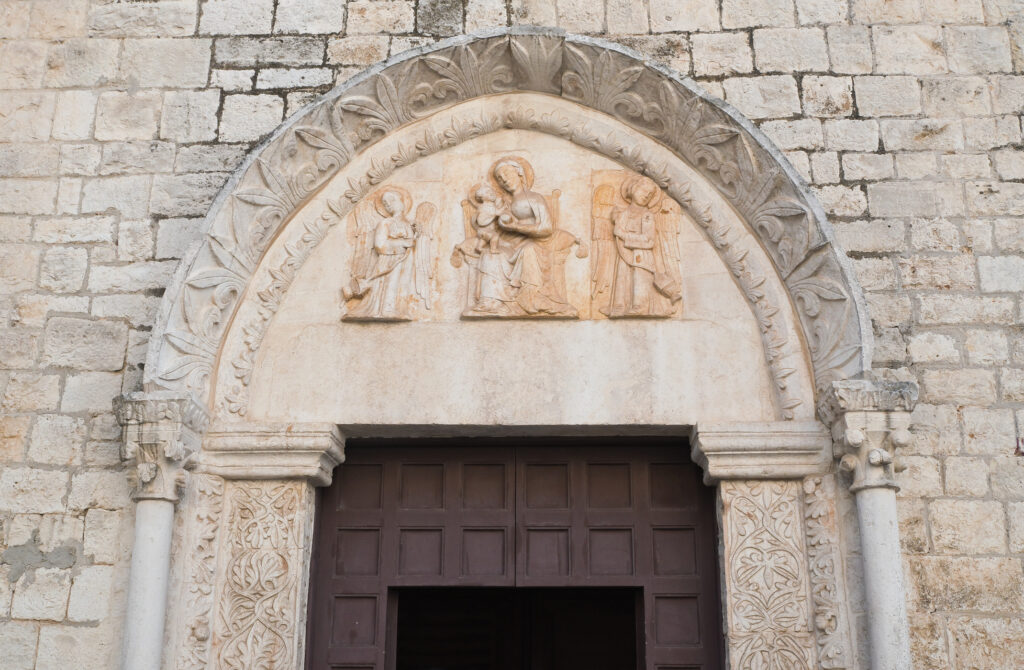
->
[176,474,225,670]
[149,32,866,418]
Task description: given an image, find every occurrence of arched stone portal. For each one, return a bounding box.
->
[116,28,919,670]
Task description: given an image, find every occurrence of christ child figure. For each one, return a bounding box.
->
[471,184,509,254]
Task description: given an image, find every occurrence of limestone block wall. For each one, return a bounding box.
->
[0,1,1022,668]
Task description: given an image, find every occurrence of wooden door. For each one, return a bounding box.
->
[307,439,723,670]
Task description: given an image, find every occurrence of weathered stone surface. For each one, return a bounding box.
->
[35,626,114,670]
[1,374,61,413]
[802,76,853,117]
[28,414,87,466]
[827,26,873,74]
[873,26,947,75]
[160,90,220,143]
[39,247,88,293]
[908,333,960,364]
[944,456,989,496]
[219,94,284,142]
[276,0,345,34]
[753,28,829,72]
[691,33,752,76]
[200,0,273,34]
[68,471,130,511]
[722,0,794,28]
[83,508,121,565]
[723,75,800,119]
[824,119,879,151]
[918,295,1015,325]
[962,407,1016,456]
[87,261,176,293]
[88,0,197,38]
[347,1,415,34]
[0,621,38,670]
[946,26,1013,74]
[978,255,1024,292]
[948,617,1024,670]
[256,67,333,89]
[921,369,997,404]
[929,499,1007,554]
[42,318,127,372]
[964,330,1009,366]
[909,557,1023,613]
[67,565,113,623]
[11,568,71,621]
[120,39,211,88]
[60,371,123,413]
[0,468,67,513]
[896,456,943,497]
[650,0,718,31]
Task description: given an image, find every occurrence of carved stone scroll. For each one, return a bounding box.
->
[720,480,817,669]
[176,473,225,670]
[211,480,314,670]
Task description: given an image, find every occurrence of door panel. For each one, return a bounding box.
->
[307,439,723,670]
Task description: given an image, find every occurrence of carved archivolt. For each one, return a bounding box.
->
[147,30,869,420]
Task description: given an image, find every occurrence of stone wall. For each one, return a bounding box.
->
[0,0,1022,668]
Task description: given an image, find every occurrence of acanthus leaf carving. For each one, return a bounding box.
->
[177,473,225,670]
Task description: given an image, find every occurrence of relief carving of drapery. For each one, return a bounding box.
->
[148,31,867,421]
[720,480,817,669]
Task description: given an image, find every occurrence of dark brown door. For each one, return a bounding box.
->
[307,438,723,670]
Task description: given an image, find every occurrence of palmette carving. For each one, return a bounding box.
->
[803,475,853,669]
[451,155,587,318]
[214,481,305,670]
[721,480,816,669]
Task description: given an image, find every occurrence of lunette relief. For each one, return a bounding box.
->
[451,155,587,318]
[342,186,436,321]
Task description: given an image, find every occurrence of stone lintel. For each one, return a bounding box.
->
[197,422,344,486]
[690,421,832,483]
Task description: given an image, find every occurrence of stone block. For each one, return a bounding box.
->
[35,626,114,670]
[941,154,991,179]
[34,216,114,244]
[0,40,47,88]
[200,0,273,34]
[946,26,1013,74]
[0,180,58,216]
[895,152,938,179]
[967,181,1024,217]
[991,75,1024,114]
[81,176,152,219]
[173,148,242,179]
[86,261,177,293]
[0,415,30,461]
[947,617,1024,669]
[510,0,556,25]
[963,220,994,254]
[823,119,878,151]
[216,37,326,67]
[276,0,345,33]
[28,414,86,466]
[964,330,1009,366]
[918,295,1015,325]
[0,90,54,141]
[0,243,40,293]
[94,92,161,142]
[835,220,904,253]
[1010,502,1024,553]
[990,455,1024,497]
[897,254,975,290]
[121,38,211,87]
[11,568,71,621]
[43,39,119,88]
[962,407,1016,455]
[896,456,942,497]
[921,369,997,405]
[0,467,67,513]
[116,220,154,261]
[898,499,928,554]
[60,144,101,177]
[39,247,88,293]
[67,565,113,623]
[42,318,127,371]
[910,218,960,252]
[868,182,939,217]
[809,151,838,184]
[722,76,800,119]
[99,141,175,176]
[52,91,97,142]
[944,456,989,496]
[84,509,122,565]
[965,115,1022,151]
[722,0,795,28]
[881,119,963,152]
[753,28,828,72]
[908,333,960,364]
[691,33,752,77]
[68,470,130,511]
[160,90,220,143]
[650,0,718,32]
[923,0,985,22]
[802,76,853,117]
[56,178,81,216]
[873,26,947,75]
[150,173,228,217]
[814,184,867,217]
[327,36,390,66]
[852,0,921,23]
[60,371,122,413]
[866,293,911,329]
[0,621,38,670]
[606,0,649,34]
[841,154,893,181]
[978,255,1024,292]
[88,0,198,37]
[256,68,333,90]
[929,499,1006,554]
[0,327,38,371]
[795,0,845,23]
[909,557,1023,613]
[1,373,61,413]
[417,0,463,35]
[0,1,31,39]
[0,215,32,243]
[347,1,415,34]
[15,296,90,328]
[211,69,254,91]
[759,120,822,150]
[28,0,88,38]
[826,26,872,75]
[465,0,507,32]
[219,94,284,142]
[993,149,1024,180]
[923,77,991,119]
[156,218,203,259]
[556,0,603,31]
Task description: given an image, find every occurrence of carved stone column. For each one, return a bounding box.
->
[692,421,853,669]
[196,423,344,670]
[115,391,209,670]
[823,380,917,670]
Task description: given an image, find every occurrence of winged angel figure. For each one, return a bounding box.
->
[342,186,435,321]
[591,175,682,318]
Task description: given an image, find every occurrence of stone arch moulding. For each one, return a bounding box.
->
[115,27,922,670]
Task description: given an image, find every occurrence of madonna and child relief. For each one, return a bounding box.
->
[341,153,684,322]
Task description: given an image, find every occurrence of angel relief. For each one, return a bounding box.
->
[450,156,588,319]
[342,186,435,321]
[591,174,683,318]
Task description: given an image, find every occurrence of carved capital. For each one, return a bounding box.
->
[691,422,832,483]
[823,381,917,492]
[197,423,344,486]
[115,391,210,502]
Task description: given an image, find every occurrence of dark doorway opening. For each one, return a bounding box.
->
[395,588,641,670]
